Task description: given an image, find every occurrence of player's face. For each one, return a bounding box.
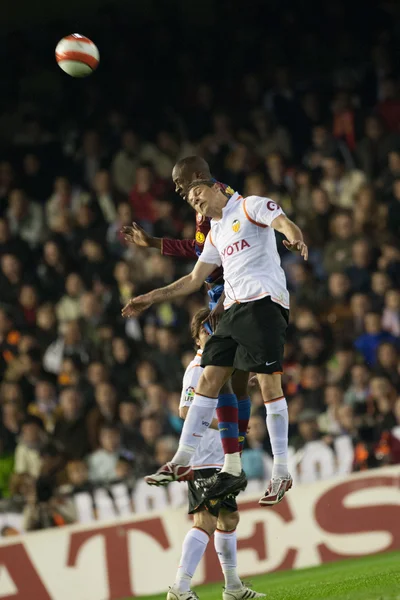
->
[172,167,189,199]
[188,185,217,217]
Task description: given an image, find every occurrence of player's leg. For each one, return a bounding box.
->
[231,297,292,505]
[169,473,217,600]
[216,506,265,599]
[169,511,216,599]
[257,372,291,505]
[146,363,233,485]
[230,370,251,454]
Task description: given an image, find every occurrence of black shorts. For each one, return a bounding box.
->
[188,469,238,515]
[201,296,289,374]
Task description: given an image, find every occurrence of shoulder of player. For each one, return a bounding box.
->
[241,195,281,223]
[182,362,203,390]
[183,354,203,375]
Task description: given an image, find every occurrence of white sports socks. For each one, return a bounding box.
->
[265,397,289,479]
[214,529,242,591]
[174,527,210,592]
[221,453,242,476]
[172,394,219,466]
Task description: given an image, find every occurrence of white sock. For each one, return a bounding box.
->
[221,452,241,476]
[172,394,218,465]
[265,397,289,479]
[174,527,210,592]
[214,529,242,591]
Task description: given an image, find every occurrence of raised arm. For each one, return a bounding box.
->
[121,259,217,318]
[271,214,308,260]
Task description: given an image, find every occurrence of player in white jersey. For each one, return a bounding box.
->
[153,309,264,600]
[122,179,308,507]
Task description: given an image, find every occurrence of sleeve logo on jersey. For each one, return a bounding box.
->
[232,219,240,233]
[195,231,205,244]
[185,386,196,402]
[267,200,278,211]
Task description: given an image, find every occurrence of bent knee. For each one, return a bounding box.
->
[193,509,217,536]
[258,373,283,402]
[217,510,240,532]
[198,366,232,397]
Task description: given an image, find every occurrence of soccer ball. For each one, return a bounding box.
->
[55,33,99,78]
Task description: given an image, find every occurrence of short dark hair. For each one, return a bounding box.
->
[190,308,210,343]
[174,156,211,179]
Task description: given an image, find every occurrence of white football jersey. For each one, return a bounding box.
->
[179,350,224,470]
[199,193,289,310]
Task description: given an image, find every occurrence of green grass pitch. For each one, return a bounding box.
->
[127,551,400,600]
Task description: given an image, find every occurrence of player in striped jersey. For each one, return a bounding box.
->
[147,309,264,600]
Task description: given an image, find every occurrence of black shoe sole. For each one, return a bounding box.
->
[204,472,248,502]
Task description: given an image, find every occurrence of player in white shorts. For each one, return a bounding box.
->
[122,180,308,507]
[147,308,264,600]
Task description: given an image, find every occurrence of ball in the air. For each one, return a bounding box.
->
[55,33,99,77]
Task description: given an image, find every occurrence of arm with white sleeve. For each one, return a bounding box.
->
[245,196,308,260]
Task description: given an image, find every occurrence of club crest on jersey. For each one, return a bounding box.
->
[195,231,205,244]
[232,219,240,233]
[185,386,195,402]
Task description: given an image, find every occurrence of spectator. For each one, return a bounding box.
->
[86,382,119,450]
[7,189,46,248]
[65,459,90,491]
[356,115,396,181]
[87,424,121,483]
[321,154,366,209]
[382,289,400,337]
[90,170,118,224]
[154,436,179,468]
[346,239,372,293]
[28,378,59,433]
[13,416,45,479]
[56,273,85,332]
[43,320,89,375]
[344,364,370,408]
[46,177,90,231]
[118,399,143,452]
[111,130,141,195]
[37,240,70,302]
[387,178,400,238]
[0,217,31,266]
[375,343,400,389]
[355,312,398,366]
[106,202,134,258]
[318,385,344,435]
[0,254,25,306]
[323,212,355,274]
[53,387,89,460]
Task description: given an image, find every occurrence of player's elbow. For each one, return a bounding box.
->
[189,272,204,291]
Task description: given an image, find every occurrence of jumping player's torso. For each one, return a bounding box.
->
[199,193,290,310]
[179,350,224,470]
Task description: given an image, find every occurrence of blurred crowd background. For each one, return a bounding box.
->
[0,0,399,534]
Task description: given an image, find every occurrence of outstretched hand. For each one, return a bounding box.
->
[121,222,153,248]
[121,294,152,318]
[282,239,308,260]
